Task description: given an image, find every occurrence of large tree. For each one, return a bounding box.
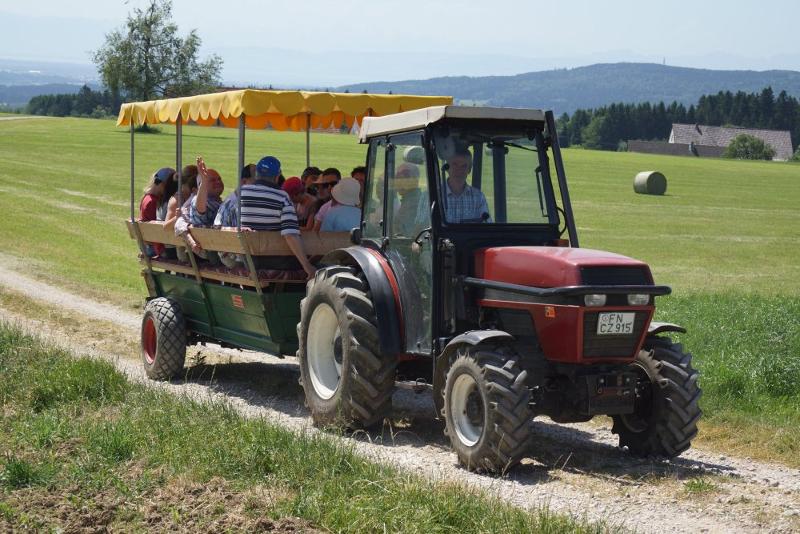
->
[93,0,222,102]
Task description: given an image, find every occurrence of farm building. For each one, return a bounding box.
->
[629,123,794,160]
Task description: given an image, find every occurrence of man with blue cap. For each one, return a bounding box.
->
[239,155,316,278]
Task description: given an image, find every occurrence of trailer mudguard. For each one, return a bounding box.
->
[322,247,403,356]
[431,329,515,417]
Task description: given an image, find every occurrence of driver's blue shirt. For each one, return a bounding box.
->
[444,181,490,223]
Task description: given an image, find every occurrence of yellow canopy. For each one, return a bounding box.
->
[116,89,453,130]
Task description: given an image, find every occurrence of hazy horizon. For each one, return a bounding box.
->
[2,0,799,86]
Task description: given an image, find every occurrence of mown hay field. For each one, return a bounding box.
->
[0,116,798,464]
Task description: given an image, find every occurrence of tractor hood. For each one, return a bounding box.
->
[474,247,653,288]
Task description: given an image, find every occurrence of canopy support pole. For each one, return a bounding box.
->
[237,114,245,232]
[130,121,135,222]
[176,112,183,204]
[305,112,311,168]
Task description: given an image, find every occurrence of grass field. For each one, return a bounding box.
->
[0,324,601,532]
[0,116,799,464]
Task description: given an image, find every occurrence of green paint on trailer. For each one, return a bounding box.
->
[152,272,302,356]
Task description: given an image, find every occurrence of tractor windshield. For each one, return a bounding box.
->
[434,127,556,225]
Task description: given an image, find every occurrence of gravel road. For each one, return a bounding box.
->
[1,261,798,533]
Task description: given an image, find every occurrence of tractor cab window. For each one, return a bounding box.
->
[363,138,387,239]
[386,134,430,239]
[434,128,555,225]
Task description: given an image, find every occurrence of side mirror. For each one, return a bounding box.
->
[350,227,362,245]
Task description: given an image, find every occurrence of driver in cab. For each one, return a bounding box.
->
[444,146,490,223]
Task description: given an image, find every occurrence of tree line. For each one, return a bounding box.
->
[557,87,800,151]
[26,85,121,118]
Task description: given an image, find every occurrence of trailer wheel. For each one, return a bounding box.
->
[141,297,186,380]
[298,266,395,428]
[443,344,533,473]
[612,337,702,458]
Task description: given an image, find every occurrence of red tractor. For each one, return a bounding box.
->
[298,106,702,472]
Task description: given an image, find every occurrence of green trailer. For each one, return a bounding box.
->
[123,89,452,378]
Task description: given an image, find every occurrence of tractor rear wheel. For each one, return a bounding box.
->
[443,344,533,473]
[141,297,186,380]
[612,337,702,457]
[298,266,395,429]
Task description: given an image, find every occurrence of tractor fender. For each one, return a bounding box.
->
[647,321,687,336]
[432,330,515,418]
[322,247,403,355]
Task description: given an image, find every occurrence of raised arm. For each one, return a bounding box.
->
[194,156,210,215]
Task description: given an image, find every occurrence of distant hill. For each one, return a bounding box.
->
[0,58,98,107]
[337,63,800,114]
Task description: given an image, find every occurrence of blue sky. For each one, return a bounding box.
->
[1,0,798,85]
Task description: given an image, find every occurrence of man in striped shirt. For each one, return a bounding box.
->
[443,147,491,224]
[240,156,316,278]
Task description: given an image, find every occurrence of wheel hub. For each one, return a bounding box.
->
[620,363,654,433]
[142,316,157,365]
[450,373,484,447]
[307,303,342,400]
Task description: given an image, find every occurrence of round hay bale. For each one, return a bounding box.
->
[633,171,667,195]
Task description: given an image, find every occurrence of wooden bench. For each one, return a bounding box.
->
[127,221,352,287]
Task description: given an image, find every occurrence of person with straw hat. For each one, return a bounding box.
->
[320,177,361,232]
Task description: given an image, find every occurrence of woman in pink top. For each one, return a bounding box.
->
[282,176,318,230]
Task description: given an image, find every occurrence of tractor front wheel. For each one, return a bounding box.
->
[612,337,702,457]
[141,297,186,380]
[298,266,396,429]
[443,344,533,473]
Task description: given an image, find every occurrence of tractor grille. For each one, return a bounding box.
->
[580,267,650,286]
[582,311,648,359]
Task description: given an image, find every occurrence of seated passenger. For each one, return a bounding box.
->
[321,178,361,232]
[171,166,208,261]
[214,163,256,229]
[444,147,490,223]
[239,156,316,279]
[351,165,366,203]
[138,167,174,257]
[214,163,256,268]
[155,170,179,259]
[281,176,317,230]
[312,167,341,231]
[139,167,174,221]
[163,165,198,231]
[191,156,224,227]
[156,171,178,222]
[393,163,428,237]
[302,166,322,196]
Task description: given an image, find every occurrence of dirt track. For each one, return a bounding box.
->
[1,260,798,533]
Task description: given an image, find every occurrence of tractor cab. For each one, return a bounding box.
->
[356,106,578,358]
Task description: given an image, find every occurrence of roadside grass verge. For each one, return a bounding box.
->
[657,293,800,464]
[0,324,605,533]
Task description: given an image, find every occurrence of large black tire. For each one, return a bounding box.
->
[297,266,396,429]
[141,297,186,380]
[443,344,533,473]
[612,337,702,457]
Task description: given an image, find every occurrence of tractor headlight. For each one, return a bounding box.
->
[584,294,607,307]
[627,294,650,306]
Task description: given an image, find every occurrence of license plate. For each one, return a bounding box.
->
[597,312,635,335]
